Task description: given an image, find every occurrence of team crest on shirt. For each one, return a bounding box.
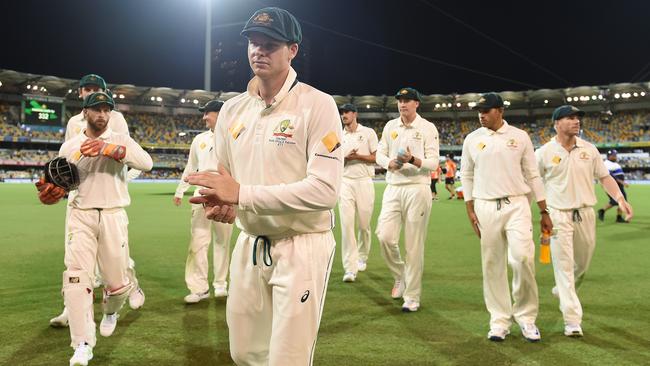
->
[477,142,486,150]
[579,151,590,160]
[413,132,423,140]
[269,119,296,146]
[552,156,562,164]
[390,131,398,140]
[357,135,364,142]
[506,139,518,149]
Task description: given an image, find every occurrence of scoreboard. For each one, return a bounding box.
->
[22,95,64,126]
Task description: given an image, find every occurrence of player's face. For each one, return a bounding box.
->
[478,107,503,131]
[555,115,581,137]
[397,98,419,119]
[84,104,111,133]
[79,85,103,100]
[341,111,357,126]
[247,33,298,80]
[203,111,218,130]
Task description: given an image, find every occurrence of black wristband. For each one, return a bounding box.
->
[408,156,415,164]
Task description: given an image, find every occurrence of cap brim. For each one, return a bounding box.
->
[241,27,290,42]
[85,102,114,110]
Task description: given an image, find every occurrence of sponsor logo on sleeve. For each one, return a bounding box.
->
[229,122,246,140]
[321,131,341,153]
[477,142,486,150]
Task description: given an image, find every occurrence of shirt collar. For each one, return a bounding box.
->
[484,120,509,135]
[399,114,421,128]
[83,127,113,140]
[551,135,585,150]
[246,67,298,109]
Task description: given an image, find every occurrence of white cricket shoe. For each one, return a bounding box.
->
[99,313,119,337]
[50,307,69,328]
[128,287,145,310]
[184,291,210,304]
[391,280,405,299]
[487,327,510,342]
[69,342,93,366]
[357,260,367,272]
[401,300,420,312]
[214,285,228,298]
[564,323,583,337]
[520,323,541,342]
[551,286,559,299]
[342,272,356,282]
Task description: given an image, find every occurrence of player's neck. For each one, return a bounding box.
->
[556,133,577,151]
[400,113,417,125]
[345,121,358,132]
[257,69,290,106]
[85,127,105,139]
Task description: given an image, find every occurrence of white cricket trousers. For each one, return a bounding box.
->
[549,207,596,325]
[64,207,131,347]
[339,177,375,274]
[376,184,432,303]
[186,204,233,293]
[227,231,336,366]
[474,195,538,329]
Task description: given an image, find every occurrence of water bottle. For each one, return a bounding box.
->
[539,230,551,264]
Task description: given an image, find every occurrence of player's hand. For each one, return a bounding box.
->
[173,197,182,206]
[397,146,412,164]
[81,139,126,161]
[540,214,553,234]
[345,149,359,162]
[35,177,65,205]
[467,211,481,238]
[187,165,240,205]
[388,159,403,171]
[205,204,237,224]
[619,199,633,221]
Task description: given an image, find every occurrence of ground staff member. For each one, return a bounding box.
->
[174,100,233,303]
[339,103,378,282]
[375,87,439,313]
[186,7,342,366]
[536,105,633,337]
[461,92,552,342]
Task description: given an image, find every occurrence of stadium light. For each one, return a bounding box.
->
[435,103,440,109]
[67,89,72,94]
[544,99,548,104]
[447,103,452,107]
[193,99,199,104]
[26,84,31,89]
[156,96,163,102]
[33,85,39,90]
[181,98,186,103]
[598,95,603,100]
[591,95,597,100]
[614,93,620,99]
[113,94,118,98]
[150,96,155,101]
[119,94,125,99]
[456,103,461,107]
[468,102,476,108]
[0,81,3,87]
[641,92,646,96]
[566,97,572,102]
[633,92,639,97]
[504,100,511,106]
[178,132,187,137]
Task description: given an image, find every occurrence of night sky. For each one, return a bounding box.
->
[3,0,650,96]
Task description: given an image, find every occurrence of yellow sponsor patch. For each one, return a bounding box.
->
[321,131,341,153]
[552,156,562,164]
[72,151,82,162]
[477,142,486,150]
[390,131,398,140]
[229,122,245,140]
[199,142,206,150]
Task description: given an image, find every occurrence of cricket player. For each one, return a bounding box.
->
[597,149,630,223]
[339,103,378,282]
[461,92,552,342]
[174,99,233,303]
[185,7,342,366]
[444,153,457,199]
[375,87,439,313]
[536,105,633,337]
[50,74,145,328]
[37,92,152,366]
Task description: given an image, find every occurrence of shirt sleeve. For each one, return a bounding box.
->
[375,122,391,169]
[521,134,545,202]
[419,124,439,171]
[175,137,199,198]
[534,146,546,181]
[111,112,130,136]
[593,147,610,179]
[121,135,153,171]
[460,135,475,201]
[368,128,379,153]
[238,95,343,215]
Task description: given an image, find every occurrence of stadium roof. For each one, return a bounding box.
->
[1,68,648,113]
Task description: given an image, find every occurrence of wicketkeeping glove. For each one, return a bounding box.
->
[35,177,66,205]
[80,139,126,161]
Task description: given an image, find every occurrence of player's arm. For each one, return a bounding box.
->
[348,129,379,163]
[174,138,199,205]
[121,136,153,171]
[521,135,552,232]
[596,156,633,220]
[460,137,480,238]
[416,125,440,170]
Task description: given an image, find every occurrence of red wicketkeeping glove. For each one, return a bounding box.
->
[80,139,126,161]
[35,177,66,205]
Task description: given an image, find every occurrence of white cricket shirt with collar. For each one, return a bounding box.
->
[461,120,545,201]
[536,136,609,210]
[59,128,153,209]
[375,113,440,185]
[65,110,129,141]
[214,67,343,239]
[342,123,378,179]
[175,129,219,198]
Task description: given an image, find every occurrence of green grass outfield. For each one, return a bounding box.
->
[1,182,649,365]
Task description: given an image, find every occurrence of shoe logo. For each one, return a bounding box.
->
[300,290,310,303]
[69,277,79,283]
